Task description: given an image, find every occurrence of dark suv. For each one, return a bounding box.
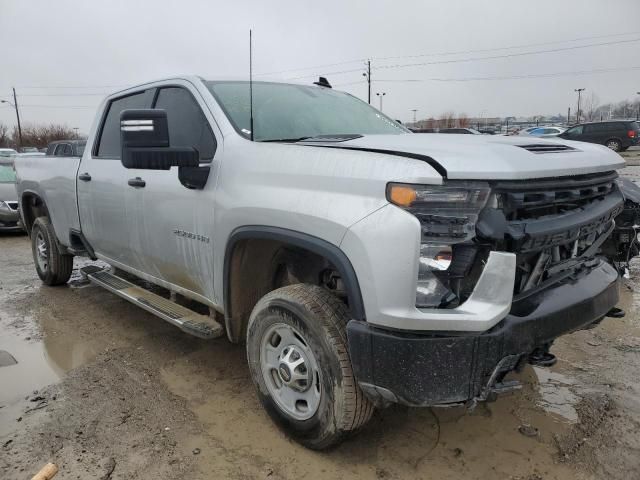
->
[558,120,639,152]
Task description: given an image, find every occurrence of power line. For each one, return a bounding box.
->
[17,105,97,109]
[255,58,366,77]
[256,30,640,78]
[373,65,640,83]
[375,37,640,71]
[289,37,640,80]
[375,30,640,61]
[17,93,108,97]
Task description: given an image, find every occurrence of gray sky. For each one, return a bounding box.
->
[1,0,639,132]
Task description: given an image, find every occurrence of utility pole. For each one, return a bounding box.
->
[574,88,585,123]
[376,92,386,111]
[362,60,371,104]
[567,106,571,125]
[636,92,640,121]
[1,88,23,149]
[411,109,418,124]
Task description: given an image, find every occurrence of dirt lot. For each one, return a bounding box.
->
[2,199,640,478]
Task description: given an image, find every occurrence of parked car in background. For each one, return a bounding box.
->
[20,147,40,153]
[439,127,481,134]
[0,148,18,158]
[45,139,86,157]
[558,121,640,152]
[524,126,565,138]
[0,163,22,232]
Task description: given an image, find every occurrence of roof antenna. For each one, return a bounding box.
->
[249,29,255,141]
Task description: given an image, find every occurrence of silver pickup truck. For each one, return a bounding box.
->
[14,76,635,449]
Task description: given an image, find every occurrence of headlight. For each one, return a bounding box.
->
[387,181,491,308]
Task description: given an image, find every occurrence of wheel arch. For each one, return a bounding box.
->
[20,190,50,235]
[223,226,366,343]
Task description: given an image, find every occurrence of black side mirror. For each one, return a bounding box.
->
[120,109,199,170]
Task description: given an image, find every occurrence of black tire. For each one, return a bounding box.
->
[246,284,374,449]
[605,139,622,152]
[31,216,73,286]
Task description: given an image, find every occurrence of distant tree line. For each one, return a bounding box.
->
[0,122,79,149]
[410,94,640,128]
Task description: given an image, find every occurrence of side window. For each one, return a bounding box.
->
[62,144,72,156]
[567,126,583,135]
[153,87,216,161]
[54,144,66,156]
[583,124,597,134]
[96,92,148,158]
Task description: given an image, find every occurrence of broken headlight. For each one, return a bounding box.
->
[387,181,491,308]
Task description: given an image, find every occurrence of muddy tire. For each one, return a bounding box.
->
[31,216,73,286]
[246,284,374,449]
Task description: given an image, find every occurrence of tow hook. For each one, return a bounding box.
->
[528,343,557,367]
[606,307,625,318]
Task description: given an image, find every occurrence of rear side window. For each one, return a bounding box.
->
[153,87,216,161]
[54,144,67,156]
[97,92,148,157]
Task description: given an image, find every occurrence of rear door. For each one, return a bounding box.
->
[77,90,152,265]
[124,83,220,301]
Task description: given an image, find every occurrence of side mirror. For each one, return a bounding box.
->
[120,109,199,170]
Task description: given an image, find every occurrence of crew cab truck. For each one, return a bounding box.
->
[15,76,628,449]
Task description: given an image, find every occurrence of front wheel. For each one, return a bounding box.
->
[31,216,73,286]
[246,284,374,449]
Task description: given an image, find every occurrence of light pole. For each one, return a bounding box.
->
[636,92,639,121]
[73,127,79,138]
[1,88,23,149]
[411,109,418,124]
[574,88,585,123]
[376,92,386,111]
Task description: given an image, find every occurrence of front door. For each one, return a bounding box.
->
[78,90,151,265]
[124,84,220,302]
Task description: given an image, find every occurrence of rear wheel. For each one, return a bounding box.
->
[246,284,374,449]
[605,139,622,152]
[31,217,73,286]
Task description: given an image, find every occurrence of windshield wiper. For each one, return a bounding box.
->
[258,137,311,143]
[259,134,363,143]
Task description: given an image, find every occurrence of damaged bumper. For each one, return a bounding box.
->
[347,258,619,407]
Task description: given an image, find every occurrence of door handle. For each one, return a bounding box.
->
[78,173,91,182]
[128,177,146,188]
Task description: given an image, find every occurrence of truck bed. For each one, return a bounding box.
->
[15,155,81,246]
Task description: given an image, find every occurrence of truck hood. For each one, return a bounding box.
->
[306,133,625,180]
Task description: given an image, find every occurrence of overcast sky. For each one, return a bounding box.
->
[1,0,639,132]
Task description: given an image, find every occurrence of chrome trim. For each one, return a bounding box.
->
[120,125,154,132]
[120,119,153,126]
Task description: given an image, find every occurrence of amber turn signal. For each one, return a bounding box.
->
[388,185,417,207]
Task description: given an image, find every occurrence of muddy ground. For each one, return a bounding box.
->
[3,182,640,479]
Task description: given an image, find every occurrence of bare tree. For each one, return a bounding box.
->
[458,114,470,128]
[0,123,10,148]
[582,92,600,122]
[11,123,77,149]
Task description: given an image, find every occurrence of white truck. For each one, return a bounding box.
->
[14,76,632,449]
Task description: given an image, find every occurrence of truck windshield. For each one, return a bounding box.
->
[0,165,16,183]
[206,81,408,141]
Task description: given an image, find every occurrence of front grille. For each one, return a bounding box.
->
[6,201,18,210]
[494,171,617,221]
[517,144,576,153]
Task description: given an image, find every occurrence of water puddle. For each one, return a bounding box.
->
[0,316,98,435]
[532,367,579,422]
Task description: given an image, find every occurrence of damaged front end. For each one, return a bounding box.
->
[477,171,623,298]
